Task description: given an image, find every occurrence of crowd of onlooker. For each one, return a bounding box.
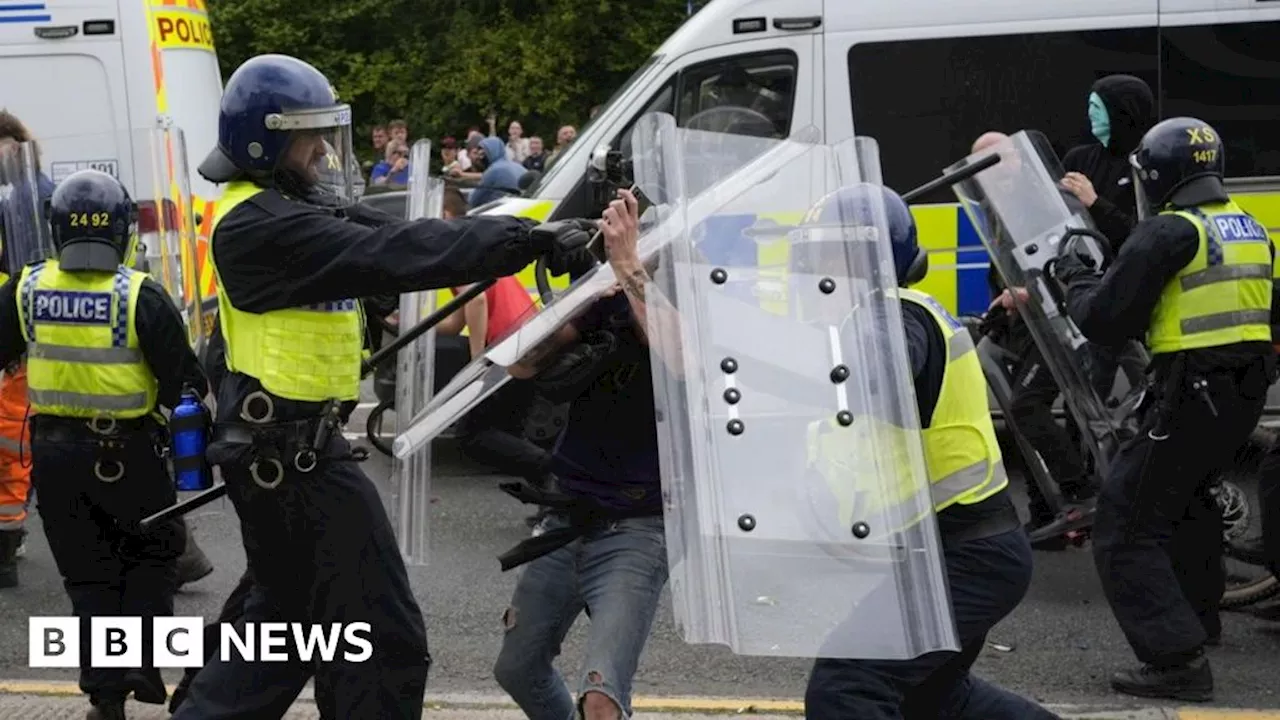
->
[364,115,583,207]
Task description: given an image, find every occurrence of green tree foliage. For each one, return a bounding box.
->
[208,0,689,154]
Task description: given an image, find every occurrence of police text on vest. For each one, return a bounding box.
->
[28,616,374,667]
[1213,214,1268,243]
[32,290,113,325]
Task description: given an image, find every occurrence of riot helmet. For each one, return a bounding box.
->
[1129,117,1226,220]
[796,183,925,288]
[48,169,137,273]
[198,54,356,201]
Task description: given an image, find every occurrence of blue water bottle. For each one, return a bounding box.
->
[171,390,212,491]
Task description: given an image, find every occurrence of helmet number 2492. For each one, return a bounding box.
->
[68,212,111,229]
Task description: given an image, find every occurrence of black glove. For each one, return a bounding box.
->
[1052,250,1098,286]
[532,329,619,403]
[530,219,599,270]
[546,246,598,277]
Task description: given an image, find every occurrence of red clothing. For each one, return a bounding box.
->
[454,276,535,345]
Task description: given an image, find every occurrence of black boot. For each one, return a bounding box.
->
[1110,655,1213,702]
[0,528,21,588]
[176,523,214,587]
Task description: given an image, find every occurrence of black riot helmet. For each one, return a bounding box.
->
[1129,117,1226,219]
[48,169,137,272]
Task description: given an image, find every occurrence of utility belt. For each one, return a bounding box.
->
[34,414,165,483]
[1145,350,1278,440]
[496,480,661,572]
[212,390,366,490]
[940,493,1021,548]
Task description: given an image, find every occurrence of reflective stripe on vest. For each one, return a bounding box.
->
[15,260,157,418]
[898,288,1009,511]
[208,182,365,403]
[1147,201,1274,354]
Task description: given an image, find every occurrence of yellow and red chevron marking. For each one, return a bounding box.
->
[154,0,207,10]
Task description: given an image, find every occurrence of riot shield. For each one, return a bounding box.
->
[132,127,206,353]
[644,131,955,660]
[949,131,1146,475]
[390,139,440,566]
[390,113,817,459]
[0,141,54,273]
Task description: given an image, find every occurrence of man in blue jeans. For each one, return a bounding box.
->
[495,189,665,720]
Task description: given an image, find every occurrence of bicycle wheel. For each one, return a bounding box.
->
[1218,425,1280,609]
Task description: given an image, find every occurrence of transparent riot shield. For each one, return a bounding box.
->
[949,131,1146,475]
[0,141,54,273]
[645,130,955,660]
[132,127,206,354]
[390,139,440,566]
[390,112,809,459]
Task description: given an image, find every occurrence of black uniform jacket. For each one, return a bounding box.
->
[211,187,540,422]
[1062,206,1279,375]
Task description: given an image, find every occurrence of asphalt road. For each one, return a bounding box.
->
[3,432,1280,712]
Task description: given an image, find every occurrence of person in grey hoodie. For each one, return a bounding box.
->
[469,135,526,209]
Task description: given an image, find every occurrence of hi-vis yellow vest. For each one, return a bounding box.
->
[15,259,157,419]
[806,289,1008,530]
[209,181,365,403]
[899,288,1009,510]
[1148,201,1274,355]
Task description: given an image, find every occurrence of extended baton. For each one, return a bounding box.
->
[138,282,495,533]
[900,152,1000,203]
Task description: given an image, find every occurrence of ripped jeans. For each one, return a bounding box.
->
[493,513,668,720]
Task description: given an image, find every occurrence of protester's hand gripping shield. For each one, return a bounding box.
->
[644,130,956,659]
[390,113,727,460]
[949,131,1147,474]
[388,139,441,566]
[133,127,206,353]
[0,141,54,274]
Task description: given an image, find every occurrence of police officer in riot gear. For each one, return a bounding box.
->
[171,53,594,719]
[804,184,1058,720]
[0,169,206,720]
[1055,117,1278,701]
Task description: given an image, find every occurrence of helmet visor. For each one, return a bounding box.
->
[1129,153,1151,222]
[270,105,357,202]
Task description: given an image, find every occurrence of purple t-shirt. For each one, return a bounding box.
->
[548,295,662,514]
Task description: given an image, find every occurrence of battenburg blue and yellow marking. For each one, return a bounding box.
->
[0,2,52,23]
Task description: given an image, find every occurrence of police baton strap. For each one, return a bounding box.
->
[139,280,495,533]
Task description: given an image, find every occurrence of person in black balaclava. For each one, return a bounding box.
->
[1060,74,1156,250]
[1059,75,1156,411]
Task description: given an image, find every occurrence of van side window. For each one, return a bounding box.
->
[1162,21,1280,178]
[676,50,797,139]
[847,28,1157,201]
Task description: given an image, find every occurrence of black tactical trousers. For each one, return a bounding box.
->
[1093,358,1270,665]
[171,433,430,720]
[30,417,184,709]
[1259,443,1280,579]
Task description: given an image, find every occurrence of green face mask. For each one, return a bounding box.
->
[1089,92,1111,148]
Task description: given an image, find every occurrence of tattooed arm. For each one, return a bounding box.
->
[603,190,684,374]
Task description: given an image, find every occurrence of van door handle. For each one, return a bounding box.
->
[773,16,822,31]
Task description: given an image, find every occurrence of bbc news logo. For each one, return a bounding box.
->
[29,617,373,668]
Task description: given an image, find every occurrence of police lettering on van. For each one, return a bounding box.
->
[32,291,114,325]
